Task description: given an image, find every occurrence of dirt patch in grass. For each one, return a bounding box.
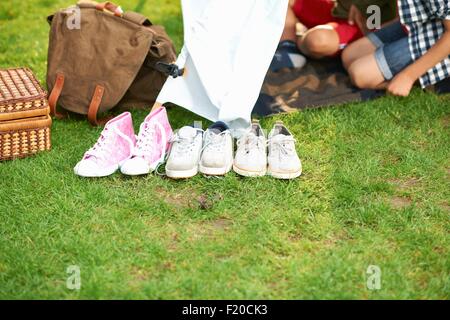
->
[389,196,412,209]
[439,202,449,212]
[197,193,224,210]
[287,231,349,253]
[388,177,421,192]
[382,154,402,166]
[154,187,225,211]
[187,217,233,240]
[154,186,198,209]
[210,218,233,231]
[129,266,150,285]
[202,217,233,233]
[129,261,175,286]
[167,232,180,253]
[433,245,447,255]
[288,234,302,242]
[163,261,175,271]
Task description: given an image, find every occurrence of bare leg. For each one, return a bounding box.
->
[347,53,387,89]
[342,37,377,70]
[280,6,299,42]
[297,26,340,59]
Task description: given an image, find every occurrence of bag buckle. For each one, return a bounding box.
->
[155,62,184,78]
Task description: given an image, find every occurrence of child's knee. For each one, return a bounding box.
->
[342,45,355,70]
[302,29,338,57]
[342,37,377,70]
[348,61,373,88]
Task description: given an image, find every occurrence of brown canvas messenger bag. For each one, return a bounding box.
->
[46,1,177,126]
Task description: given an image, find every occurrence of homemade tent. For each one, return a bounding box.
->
[156,0,289,135]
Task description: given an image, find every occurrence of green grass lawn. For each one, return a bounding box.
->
[0,0,449,300]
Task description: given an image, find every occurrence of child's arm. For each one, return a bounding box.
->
[347,5,368,34]
[387,20,450,96]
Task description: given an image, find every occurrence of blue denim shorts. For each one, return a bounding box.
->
[367,21,413,80]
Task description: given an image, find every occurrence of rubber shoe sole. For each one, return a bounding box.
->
[232,163,266,177]
[120,158,164,176]
[120,150,167,176]
[74,163,120,178]
[166,166,199,179]
[199,162,233,176]
[267,166,302,180]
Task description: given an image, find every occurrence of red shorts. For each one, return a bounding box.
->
[292,0,363,53]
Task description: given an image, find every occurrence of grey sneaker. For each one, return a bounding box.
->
[267,121,302,179]
[233,120,267,177]
[166,126,203,179]
[199,121,233,176]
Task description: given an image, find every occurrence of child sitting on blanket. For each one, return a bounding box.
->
[343,0,450,97]
[270,0,397,71]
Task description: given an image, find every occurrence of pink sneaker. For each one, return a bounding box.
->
[120,107,173,176]
[74,112,136,177]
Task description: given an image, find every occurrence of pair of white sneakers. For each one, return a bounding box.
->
[233,120,302,179]
[165,121,233,179]
[166,120,302,180]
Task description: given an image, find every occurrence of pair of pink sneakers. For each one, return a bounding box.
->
[74,108,173,177]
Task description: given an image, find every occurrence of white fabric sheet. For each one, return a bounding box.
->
[156,0,289,134]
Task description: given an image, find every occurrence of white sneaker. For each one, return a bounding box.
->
[165,126,203,179]
[199,121,233,176]
[233,120,267,177]
[267,121,302,180]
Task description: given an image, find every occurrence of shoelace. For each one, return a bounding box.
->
[171,134,198,156]
[155,130,201,177]
[267,136,297,157]
[237,132,265,154]
[133,121,167,160]
[85,126,133,161]
[202,131,229,153]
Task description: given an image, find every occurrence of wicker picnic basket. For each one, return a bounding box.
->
[0,68,52,160]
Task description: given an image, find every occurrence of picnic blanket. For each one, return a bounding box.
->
[434,77,450,94]
[253,58,384,117]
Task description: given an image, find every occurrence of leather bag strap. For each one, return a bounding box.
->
[48,75,110,126]
[87,85,108,126]
[48,73,65,119]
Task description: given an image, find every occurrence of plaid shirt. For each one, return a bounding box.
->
[398,0,450,87]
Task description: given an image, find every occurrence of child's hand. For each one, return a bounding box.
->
[387,72,415,97]
[348,5,368,34]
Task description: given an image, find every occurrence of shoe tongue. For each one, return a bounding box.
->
[273,133,289,142]
[178,126,197,139]
[208,121,229,134]
[245,132,259,142]
[247,131,257,138]
[209,128,222,135]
